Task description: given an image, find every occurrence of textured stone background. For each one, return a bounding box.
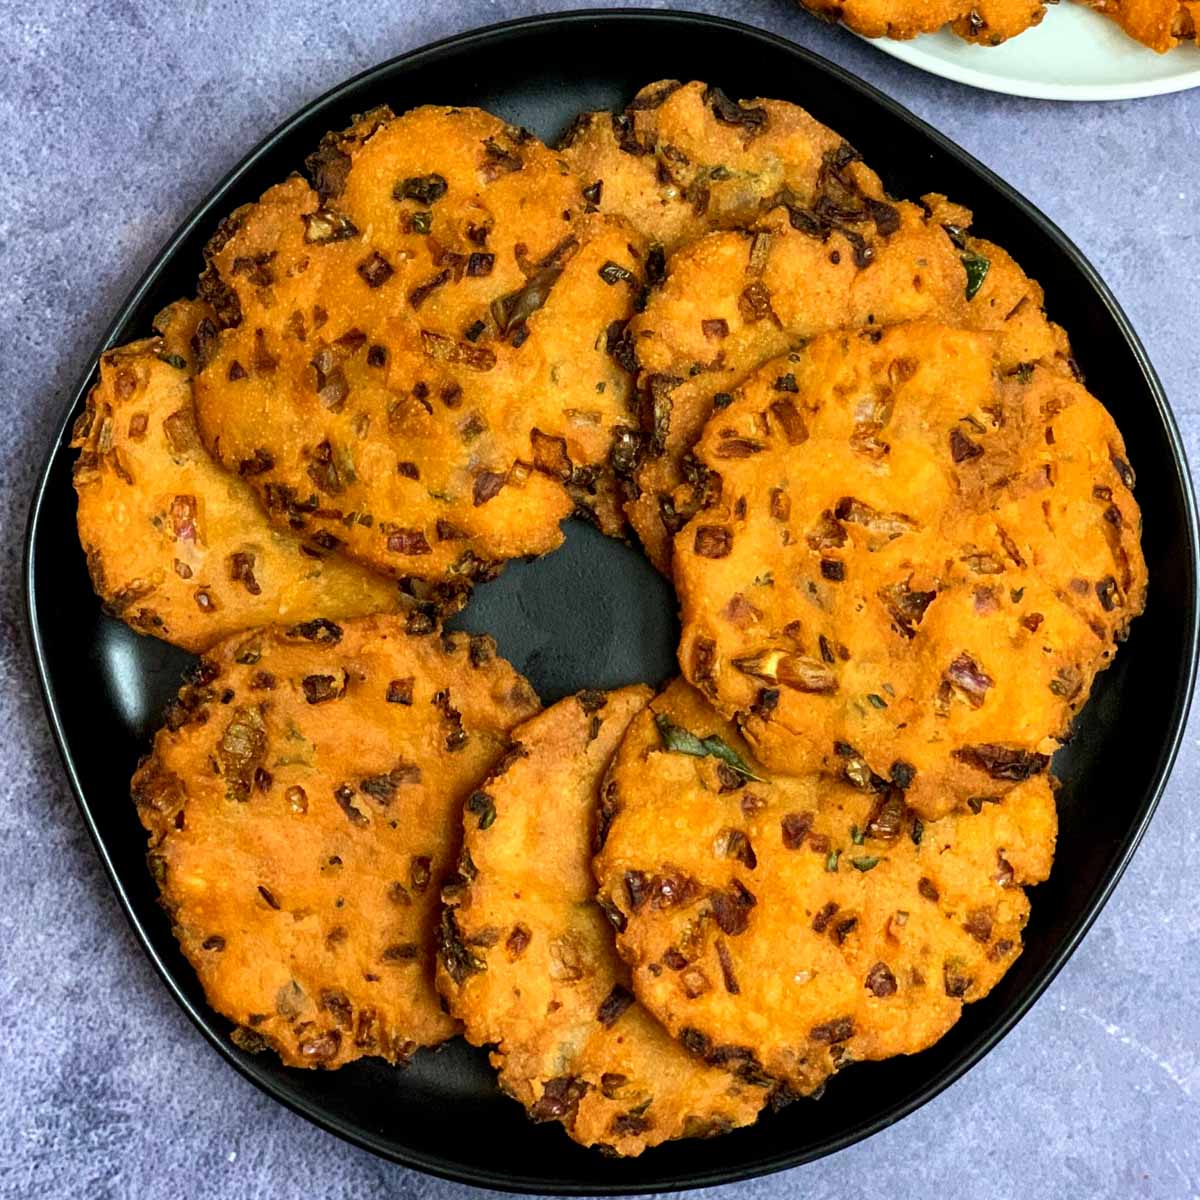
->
[2,2,1198,1197]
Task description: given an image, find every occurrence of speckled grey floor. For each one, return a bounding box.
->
[2,2,1198,1197]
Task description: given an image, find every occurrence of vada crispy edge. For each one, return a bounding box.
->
[437,686,767,1155]
[131,616,539,1068]
[593,680,1057,1097]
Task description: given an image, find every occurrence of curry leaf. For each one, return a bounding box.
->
[654,714,764,781]
[961,250,990,301]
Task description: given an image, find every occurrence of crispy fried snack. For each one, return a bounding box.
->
[673,323,1146,818]
[559,81,847,255]
[72,306,404,652]
[593,681,1057,1097]
[131,617,539,1069]
[1081,0,1198,48]
[796,0,1046,42]
[437,687,766,1154]
[619,145,1070,574]
[192,105,648,610]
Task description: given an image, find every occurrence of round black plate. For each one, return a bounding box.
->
[24,10,1199,1194]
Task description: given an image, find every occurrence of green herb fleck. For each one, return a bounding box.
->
[851,856,881,872]
[273,721,314,766]
[911,818,924,846]
[851,825,865,845]
[961,249,990,301]
[654,714,763,781]
[159,353,188,370]
[654,714,707,756]
[272,753,314,768]
[700,735,763,781]
[410,211,433,234]
[866,693,887,709]
[826,850,840,873]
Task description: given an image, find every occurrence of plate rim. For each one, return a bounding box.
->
[22,7,1200,1193]
[862,28,1200,101]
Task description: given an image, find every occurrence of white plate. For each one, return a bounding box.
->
[866,3,1200,99]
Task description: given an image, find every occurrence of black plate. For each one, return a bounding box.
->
[24,10,1199,1193]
